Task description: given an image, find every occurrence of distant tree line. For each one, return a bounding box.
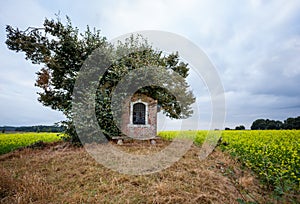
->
[225,125,245,130]
[251,116,300,130]
[0,125,65,133]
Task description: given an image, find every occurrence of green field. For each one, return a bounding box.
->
[159,130,300,194]
[0,132,62,154]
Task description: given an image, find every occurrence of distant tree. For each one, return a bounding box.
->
[1,128,5,133]
[251,119,266,130]
[251,117,300,130]
[235,125,245,130]
[6,16,195,144]
[15,125,64,132]
[294,116,300,129]
[283,118,293,129]
[265,120,283,130]
[225,127,231,130]
[0,126,16,132]
[283,116,300,129]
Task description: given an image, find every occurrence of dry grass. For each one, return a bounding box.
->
[0,167,54,203]
[0,140,281,203]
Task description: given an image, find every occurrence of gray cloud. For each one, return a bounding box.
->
[0,0,299,128]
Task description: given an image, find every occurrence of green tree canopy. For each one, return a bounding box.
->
[6,16,195,144]
[235,125,245,130]
[251,117,300,130]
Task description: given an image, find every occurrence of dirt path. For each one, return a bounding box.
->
[1,140,277,203]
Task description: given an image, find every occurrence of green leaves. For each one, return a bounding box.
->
[6,16,195,142]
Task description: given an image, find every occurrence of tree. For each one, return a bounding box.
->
[294,116,300,129]
[251,119,283,130]
[251,119,266,130]
[6,16,195,144]
[250,117,300,130]
[265,120,283,130]
[283,116,300,129]
[235,125,245,130]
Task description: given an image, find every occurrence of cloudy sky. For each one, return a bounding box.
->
[0,0,299,129]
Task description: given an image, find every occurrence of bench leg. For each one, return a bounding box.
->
[117,139,123,145]
[150,139,156,145]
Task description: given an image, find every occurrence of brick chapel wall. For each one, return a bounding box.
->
[121,94,157,139]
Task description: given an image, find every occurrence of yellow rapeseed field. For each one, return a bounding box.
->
[159,130,300,194]
[0,132,62,154]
